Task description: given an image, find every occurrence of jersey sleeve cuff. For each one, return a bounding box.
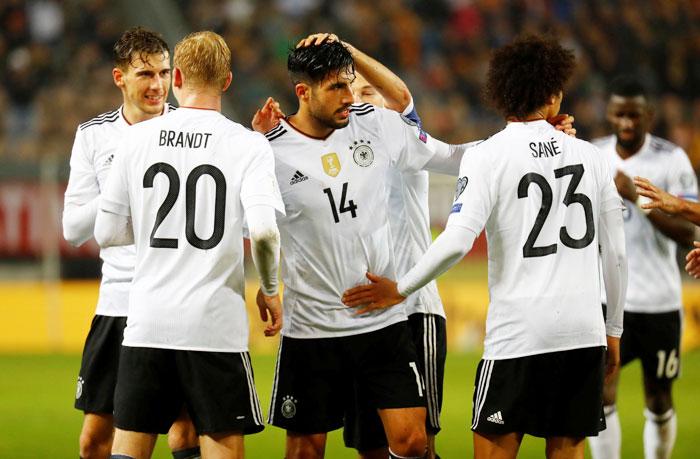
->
[242,195,286,215]
[100,199,130,217]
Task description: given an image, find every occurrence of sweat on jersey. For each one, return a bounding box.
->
[266,103,447,339]
[596,134,698,314]
[99,107,285,352]
[448,120,623,360]
[63,104,176,317]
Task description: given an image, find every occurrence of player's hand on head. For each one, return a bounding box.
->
[252,97,285,134]
[614,170,638,202]
[685,242,700,278]
[296,33,339,48]
[604,336,621,384]
[548,113,576,137]
[634,176,681,214]
[257,288,283,337]
[341,272,405,315]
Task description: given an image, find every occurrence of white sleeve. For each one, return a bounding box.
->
[445,146,495,235]
[397,225,477,297]
[99,142,131,217]
[63,127,100,246]
[375,107,442,173]
[94,210,134,247]
[241,135,286,215]
[424,140,481,176]
[667,148,698,202]
[246,204,281,296]
[599,206,627,338]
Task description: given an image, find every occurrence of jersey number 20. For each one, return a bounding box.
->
[518,164,595,258]
[143,162,226,249]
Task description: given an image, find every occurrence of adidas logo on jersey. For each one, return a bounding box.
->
[290,170,309,185]
[487,411,504,424]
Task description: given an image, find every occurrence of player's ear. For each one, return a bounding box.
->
[295,82,310,101]
[222,71,233,92]
[113,67,124,89]
[173,67,183,89]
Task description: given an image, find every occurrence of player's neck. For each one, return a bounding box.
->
[175,90,222,112]
[121,103,163,125]
[507,108,548,123]
[288,108,334,139]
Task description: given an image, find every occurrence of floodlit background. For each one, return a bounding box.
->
[1,0,699,457]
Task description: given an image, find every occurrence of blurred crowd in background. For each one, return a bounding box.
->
[2,0,700,171]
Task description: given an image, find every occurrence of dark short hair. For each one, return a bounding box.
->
[113,26,170,70]
[287,41,354,85]
[484,35,575,119]
[609,75,648,99]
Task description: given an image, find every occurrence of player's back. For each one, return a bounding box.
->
[465,120,619,359]
[115,108,276,351]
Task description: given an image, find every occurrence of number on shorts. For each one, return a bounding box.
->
[656,349,679,379]
[409,361,424,397]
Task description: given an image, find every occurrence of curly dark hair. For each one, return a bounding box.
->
[287,40,354,85]
[113,26,170,70]
[484,35,575,119]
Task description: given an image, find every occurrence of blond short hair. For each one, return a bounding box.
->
[174,31,231,90]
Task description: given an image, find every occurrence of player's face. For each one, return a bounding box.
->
[308,66,355,129]
[606,95,652,150]
[115,51,171,117]
[351,72,385,108]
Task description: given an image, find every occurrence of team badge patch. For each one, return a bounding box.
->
[321,153,341,177]
[451,203,462,214]
[76,376,84,399]
[353,144,374,167]
[281,395,298,419]
[455,176,468,199]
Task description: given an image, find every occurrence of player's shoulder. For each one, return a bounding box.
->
[590,134,615,150]
[264,123,290,143]
[648,135,683,156]
[349,102,376,118]
[78,107,120,131]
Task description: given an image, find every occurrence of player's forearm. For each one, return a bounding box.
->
[677,199,700,226]
[62,197,99,246]
[247,205,281,296]
[397,225,476,297]
[599,208,627,338]
[94,209,134,248]
[344,43,411,112]
[646,209,695,246]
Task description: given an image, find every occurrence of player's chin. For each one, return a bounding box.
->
[333,117,350,129]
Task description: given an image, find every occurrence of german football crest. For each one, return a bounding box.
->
[322,153,341,177]
[353,144,374,167]
[281,395,298,418]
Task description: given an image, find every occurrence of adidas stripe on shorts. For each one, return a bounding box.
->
[471,346,606,438]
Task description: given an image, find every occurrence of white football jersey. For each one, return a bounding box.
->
[100,108,284,352]
[266,104,444,338]
[64,104,175,316]
[596,134,698,313]
[448,120,623,360]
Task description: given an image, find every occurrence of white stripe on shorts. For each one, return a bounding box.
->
[267,338,284,424]
[471,359,494,430]
[241,353,263,426]
[423,315,440,430]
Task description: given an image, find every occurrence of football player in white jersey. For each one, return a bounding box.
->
[587,76,696,459]
[343,35,628,459]
[62,27,200,459]
[262,38,468,459]
[93,31,284,459]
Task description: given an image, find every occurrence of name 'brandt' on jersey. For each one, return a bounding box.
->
[266,104,443,338]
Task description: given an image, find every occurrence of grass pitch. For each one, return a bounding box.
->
[0,351,699,458]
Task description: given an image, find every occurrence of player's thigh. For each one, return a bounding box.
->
[75,315,127,414]
[167,406,198,451]
[286,432,328,459]
[343,380,387,452]
[407,313,447,434]
[471,347,606,439]
[473,431,523,459]
[80,412,114,447]
[544,436,585,459]
[176,350,265,436]
[113,346,183,435]
[377,406,427,442]
[199,432,244,459]
[269,335,347,434]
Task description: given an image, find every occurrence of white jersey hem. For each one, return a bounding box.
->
[282,314,407,339]
[122,341,249,353]
[482,341,607,361]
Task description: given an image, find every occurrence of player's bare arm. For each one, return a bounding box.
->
[685,241,700,278]
[613,172,695,245]
[252,96,285,134]
[635,176,700,226]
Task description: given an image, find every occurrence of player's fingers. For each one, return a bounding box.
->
[342,284,374,297]
[694,241,700,248]
[365,271,382,283]
[314,33,329,46]
[354,302,380,315]
[343,293,375,307]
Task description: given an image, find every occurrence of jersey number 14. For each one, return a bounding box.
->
[323,182,357,223]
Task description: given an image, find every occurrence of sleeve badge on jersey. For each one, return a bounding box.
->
[401,113,428,143]
[321,152,341,177]
[451,203,462,214]
[455,176,469,199]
